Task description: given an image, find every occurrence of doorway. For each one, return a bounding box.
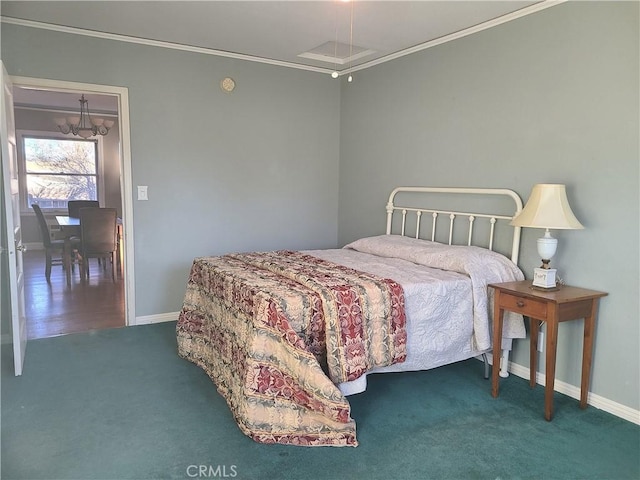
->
[10,77,135,337]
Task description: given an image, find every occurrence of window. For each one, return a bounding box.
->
[21,135,99,211]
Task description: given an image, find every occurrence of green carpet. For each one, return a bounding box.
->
[2,322,638,480]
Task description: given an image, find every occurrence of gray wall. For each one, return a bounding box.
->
[338,1,639,412]
[1,24,341,318]
[1,2,638,414]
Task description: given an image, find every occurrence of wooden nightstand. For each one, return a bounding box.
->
[489,280,608,421]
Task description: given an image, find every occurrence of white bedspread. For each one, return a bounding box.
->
[306,235,526,395]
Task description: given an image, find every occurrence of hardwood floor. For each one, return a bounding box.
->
[24,249,125,339]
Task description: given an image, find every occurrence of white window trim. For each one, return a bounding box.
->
[17,128,106,214]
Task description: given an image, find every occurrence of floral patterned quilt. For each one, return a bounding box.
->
[177,250,407,447]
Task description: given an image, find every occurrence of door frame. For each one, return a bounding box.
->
[11,76,136,326]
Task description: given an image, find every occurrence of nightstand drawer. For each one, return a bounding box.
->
[499,293,548,319]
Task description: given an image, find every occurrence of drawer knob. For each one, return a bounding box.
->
[517,301,525,308]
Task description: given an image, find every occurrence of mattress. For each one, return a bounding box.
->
[308,235,526,395]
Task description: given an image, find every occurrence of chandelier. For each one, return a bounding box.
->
[54,94,114,138]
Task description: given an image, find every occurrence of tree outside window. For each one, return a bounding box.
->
[24,136,98,209]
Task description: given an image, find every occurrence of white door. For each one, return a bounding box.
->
[1,61,27,375]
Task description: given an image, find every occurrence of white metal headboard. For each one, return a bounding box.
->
[385,187,524,264]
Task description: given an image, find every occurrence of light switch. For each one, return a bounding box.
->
[137,185,148,200]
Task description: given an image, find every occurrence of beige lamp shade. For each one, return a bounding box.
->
[510,184,584,230]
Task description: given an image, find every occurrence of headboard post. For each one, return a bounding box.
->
[385,199,394,235]
[385,186,524,264]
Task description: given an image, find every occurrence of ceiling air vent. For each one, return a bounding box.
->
[298,41,376,65]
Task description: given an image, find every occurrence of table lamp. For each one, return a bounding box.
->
[510,184,584,289]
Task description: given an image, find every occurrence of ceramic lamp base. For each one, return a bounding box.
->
[533,267,557,288]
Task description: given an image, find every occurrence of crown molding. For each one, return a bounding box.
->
[2,1,566,77]
[0,15,333,75]
[344,0,568,75]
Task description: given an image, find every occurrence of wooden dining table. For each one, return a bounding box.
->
[55,215,123,286]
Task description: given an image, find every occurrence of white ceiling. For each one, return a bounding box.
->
[2,0,558,111]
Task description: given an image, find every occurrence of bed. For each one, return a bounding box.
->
[177,186,526,447]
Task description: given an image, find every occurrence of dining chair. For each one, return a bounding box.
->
[67,200,100,265]
[77,207,118,282]
[32,204,80,282]
[67,200,99,218]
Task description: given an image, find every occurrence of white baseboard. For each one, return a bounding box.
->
[507,361,640,426]
[134,311,179,326]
